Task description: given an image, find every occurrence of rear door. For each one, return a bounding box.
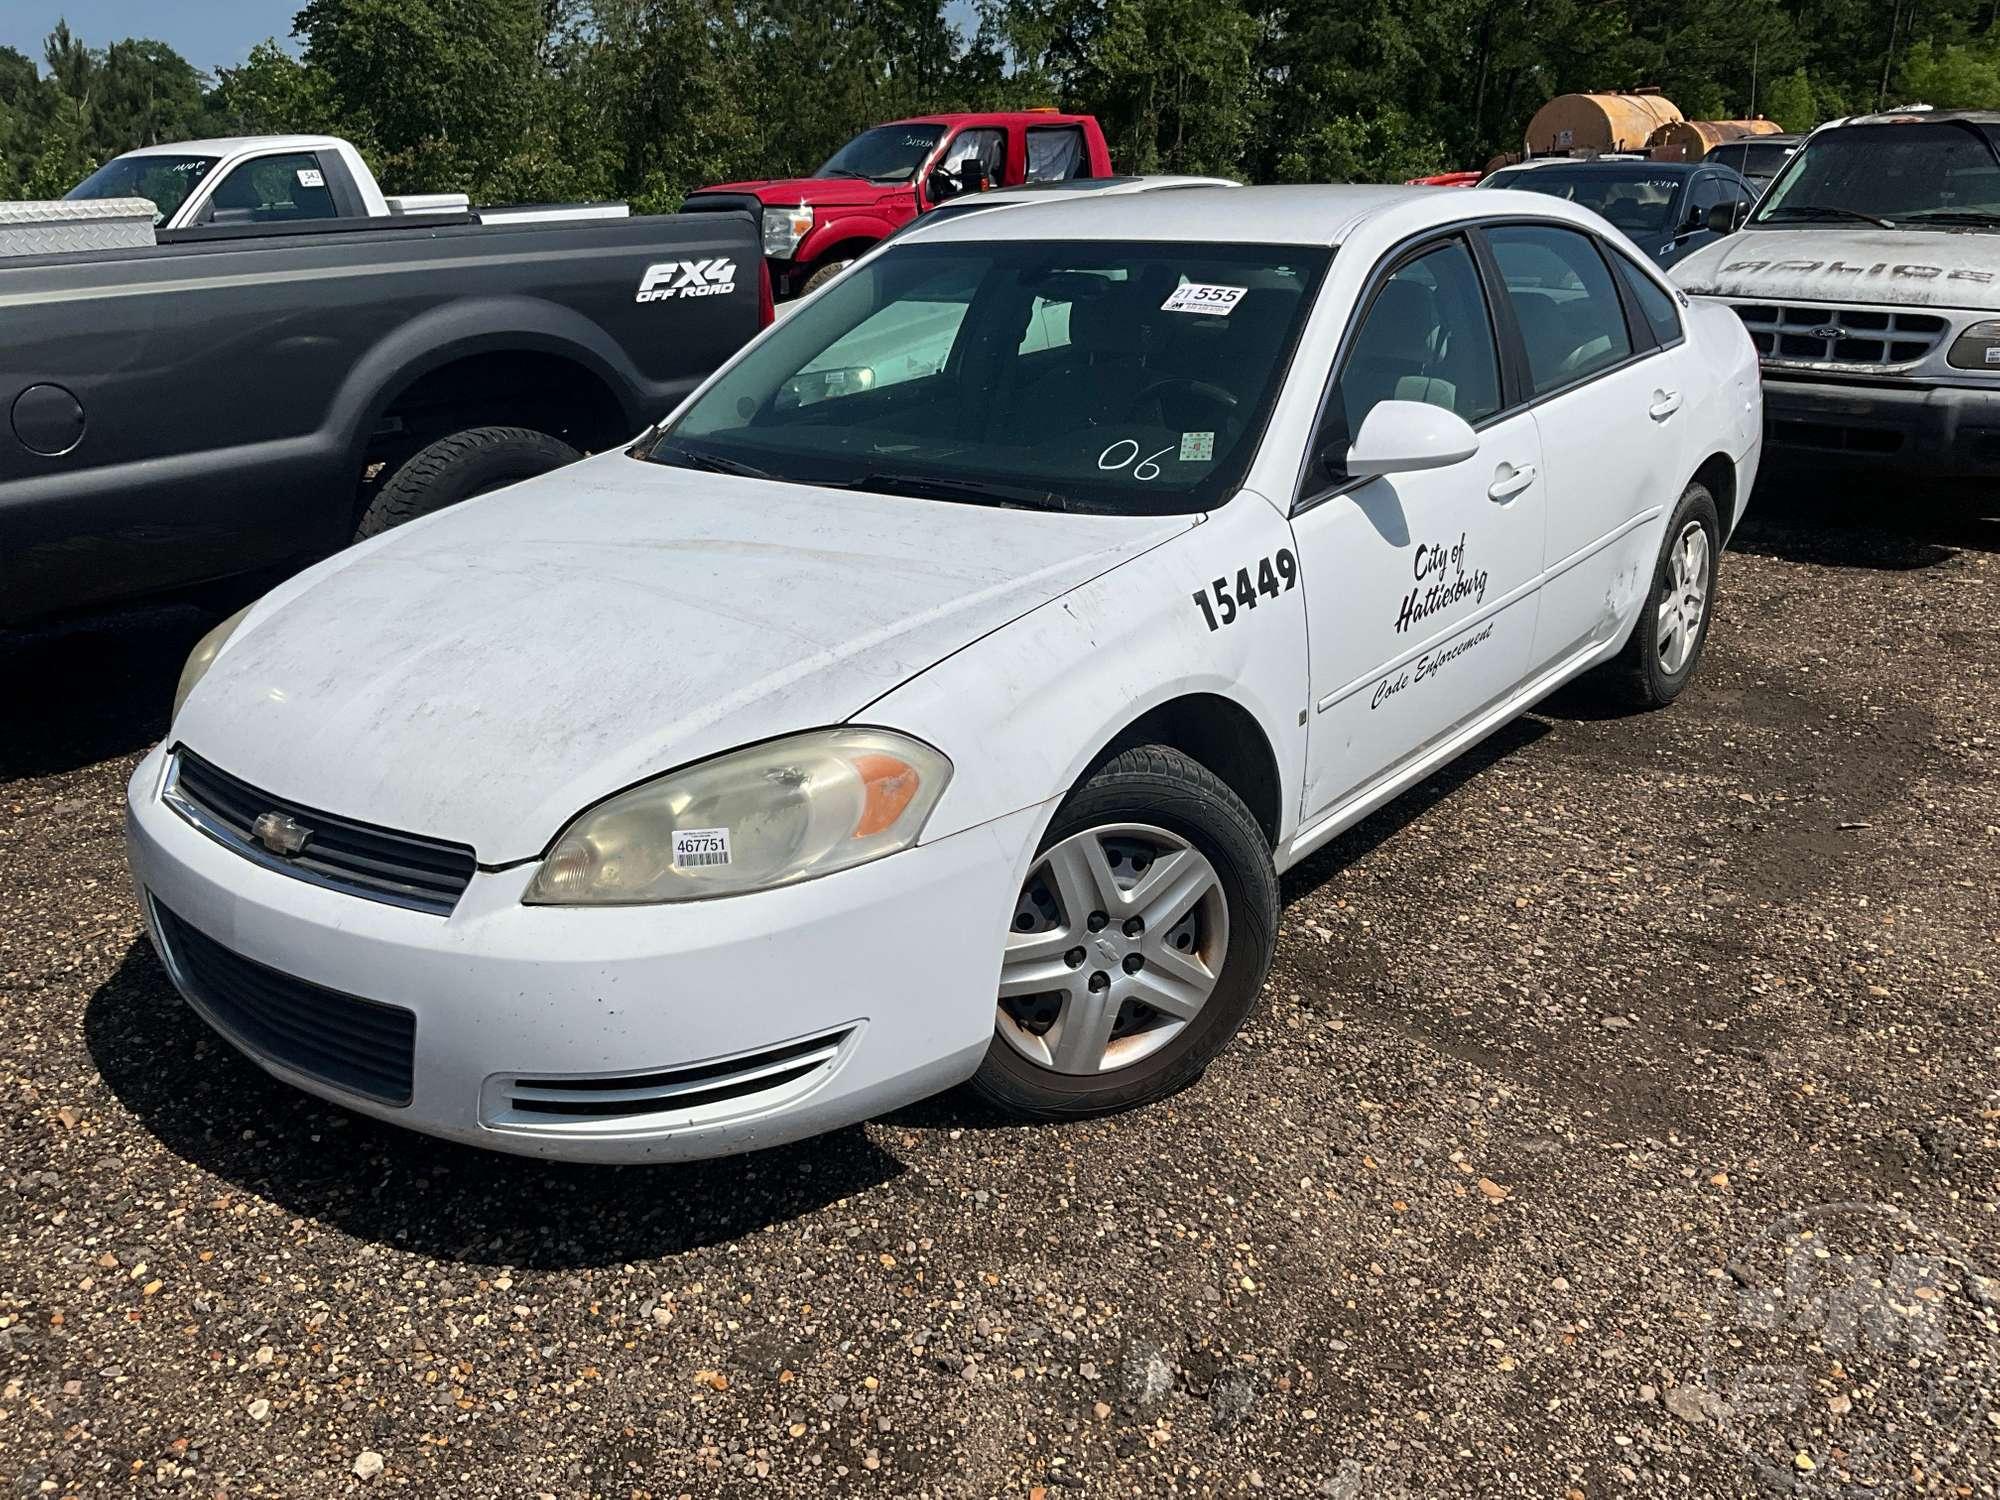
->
[1479,222,1692,670]
[1290,232,1546,824]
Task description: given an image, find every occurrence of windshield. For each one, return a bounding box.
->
[1752,122,2000,227]
[67,153,219,224]
[644,239,1332,516]
[1487,169,1681,235]
[817,124,945,183]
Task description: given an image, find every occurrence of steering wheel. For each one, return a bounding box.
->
[1135,376,1239,411]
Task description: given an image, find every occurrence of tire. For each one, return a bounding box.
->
[1599,480,1722,710]
[355,426,579,541]
[798,258,855,297]
[970,745,1278,1120]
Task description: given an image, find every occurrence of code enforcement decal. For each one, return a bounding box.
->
[672,828,732,868]
[1161,283,1246,316]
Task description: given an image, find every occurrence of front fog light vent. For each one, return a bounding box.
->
[496,1028,854,1125]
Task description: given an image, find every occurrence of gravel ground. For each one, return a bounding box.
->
[1,477,1996,1499]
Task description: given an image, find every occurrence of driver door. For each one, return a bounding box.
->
[1289,234,1546,826]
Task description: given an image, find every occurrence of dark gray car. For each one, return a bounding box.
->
[1482,160,1757,268]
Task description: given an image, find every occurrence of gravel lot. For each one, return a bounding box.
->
[2,477,1996,1499]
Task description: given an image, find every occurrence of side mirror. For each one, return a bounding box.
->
[1342,400,1479,479]
[1704,201,1741,235]
[926,170,959,204]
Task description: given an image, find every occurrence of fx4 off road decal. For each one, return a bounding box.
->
[636,259,739,303]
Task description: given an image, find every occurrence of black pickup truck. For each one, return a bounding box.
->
[1,208,767,623]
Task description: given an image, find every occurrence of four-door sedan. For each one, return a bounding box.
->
[1480,158,1759,267]
[129,186,1762,1162]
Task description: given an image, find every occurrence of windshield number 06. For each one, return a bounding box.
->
[1098,439,1176,481]
[1193,550,1296,631]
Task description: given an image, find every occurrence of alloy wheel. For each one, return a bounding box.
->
[996,823,1229,1076]
[1656,520,1712,676]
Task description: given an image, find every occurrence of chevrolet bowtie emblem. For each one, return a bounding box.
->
[251,811,312,857]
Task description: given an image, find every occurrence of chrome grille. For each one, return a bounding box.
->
[165,749,476,915]
[151,898,416,1105]
[1731,303,1948,368]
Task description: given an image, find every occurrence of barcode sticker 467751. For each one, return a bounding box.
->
[1161,283,1247,317]
[672,827,732,869]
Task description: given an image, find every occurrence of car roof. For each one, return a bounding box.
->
[885,112,1097,129]
[900,182,1612,248]
[958,175,1240,205]
[1495,159,1704,177]
[116,135,346,159]
[1837,107,2000,129]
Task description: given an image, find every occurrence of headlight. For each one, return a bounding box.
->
[171,605,251,724]
[761,203,813,259]
[525,728,951,905]
[1947,319,2000,370]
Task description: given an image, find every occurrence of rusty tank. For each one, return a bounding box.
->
[1646,117,1786,162]
[1523,91,1683,157]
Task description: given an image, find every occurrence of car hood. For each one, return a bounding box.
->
[698,177,909,210]
[177,454,1192,862]
[1671,227,2000,310]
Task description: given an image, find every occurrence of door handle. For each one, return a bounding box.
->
[1487,463,1537,502]
[1649,389,1683,421]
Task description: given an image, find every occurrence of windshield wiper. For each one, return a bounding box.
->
[1759,205,1901,230]
[653,442,776,480]
[1898,208,2000,228]
[841,472,1071,512]
[817,167,869,180]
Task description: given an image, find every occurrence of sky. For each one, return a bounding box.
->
[3,3,983,76]
[6,4,304,74]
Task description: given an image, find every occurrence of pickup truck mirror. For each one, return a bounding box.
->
[1343,399,1479,478]
[926,170,960,204]
[1703,201,1742,235]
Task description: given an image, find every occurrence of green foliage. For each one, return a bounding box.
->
[6,0,1999,204]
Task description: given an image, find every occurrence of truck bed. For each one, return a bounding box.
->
[1,210,762,622]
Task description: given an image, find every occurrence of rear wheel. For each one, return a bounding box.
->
[970,745,1277,1119]
[1599,480,1720,709]
[355,426,578,540]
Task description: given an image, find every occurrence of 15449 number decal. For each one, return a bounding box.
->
[1193,549,1297,631]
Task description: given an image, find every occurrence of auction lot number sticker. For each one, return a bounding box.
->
[672,828,732,868]
[1162,283,1246,316]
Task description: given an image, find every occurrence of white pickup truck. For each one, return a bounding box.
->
[1671,107,2000,476]
[65,134,628,231]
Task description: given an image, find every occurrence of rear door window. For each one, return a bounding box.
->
[1026,126,1090,183]
[1486,225,1635,395]
[1611,255,1684,348]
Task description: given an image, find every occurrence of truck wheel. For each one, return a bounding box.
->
[798,258,855,297]
[355,426,578,540]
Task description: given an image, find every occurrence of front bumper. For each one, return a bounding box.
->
[1761,373,2000,475]
[125,744,1046,1163]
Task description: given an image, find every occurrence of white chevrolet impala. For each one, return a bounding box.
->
[128,186,1761,1161]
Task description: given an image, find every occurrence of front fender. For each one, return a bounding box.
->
[797,216,898,265]
[870,498,1308,848]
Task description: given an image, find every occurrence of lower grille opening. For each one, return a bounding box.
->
[151,899,416,1105]
[500,1029,852,1124]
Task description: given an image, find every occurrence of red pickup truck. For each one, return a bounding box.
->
[689,110,1114,299]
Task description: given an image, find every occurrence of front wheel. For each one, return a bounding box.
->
[798,258,855,297]
[970,745,1278,1120]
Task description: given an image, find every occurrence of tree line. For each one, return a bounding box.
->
[4,0,2000,208]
